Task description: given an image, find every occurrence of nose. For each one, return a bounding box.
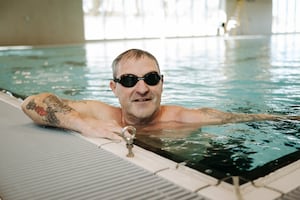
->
[134,79,149,94]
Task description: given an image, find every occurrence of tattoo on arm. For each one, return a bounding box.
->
[200,108,278,124]
[26,95,74,126]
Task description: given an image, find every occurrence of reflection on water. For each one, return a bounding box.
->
[0,34,300,181]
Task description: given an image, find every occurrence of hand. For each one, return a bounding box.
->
[78,117,124,140]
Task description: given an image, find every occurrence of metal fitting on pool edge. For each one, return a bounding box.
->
[121,126,136,157]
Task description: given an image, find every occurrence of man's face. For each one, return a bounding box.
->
[110,56,163,124]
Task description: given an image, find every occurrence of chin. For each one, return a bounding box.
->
[134,110,154,119]
[128,100,159,119]
[132,106,156,119]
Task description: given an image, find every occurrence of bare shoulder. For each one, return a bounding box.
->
[160,105,194,122]
[160,105,224,124]
[161,105,185,114]
[162,105,216,115]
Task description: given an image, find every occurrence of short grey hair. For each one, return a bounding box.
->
[111,49,160,78]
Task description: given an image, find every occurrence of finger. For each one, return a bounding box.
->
[104,131,123,141]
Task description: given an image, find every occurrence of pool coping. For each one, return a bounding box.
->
[1,91,300,200]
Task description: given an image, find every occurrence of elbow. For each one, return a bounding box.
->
[21,95,38,123]
[21,95,33,114]
[21,93,51,125]
[21,94,41,113]
[21,93,52,111]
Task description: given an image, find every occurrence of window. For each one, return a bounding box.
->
[83,0,225,40]
[272,0,300,33]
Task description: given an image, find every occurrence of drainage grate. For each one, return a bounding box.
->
[0,99,208,200]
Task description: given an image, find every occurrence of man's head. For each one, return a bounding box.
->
[111,49,161,77]
[110,49,163,125]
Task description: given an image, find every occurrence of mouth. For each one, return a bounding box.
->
[133,98,152,102]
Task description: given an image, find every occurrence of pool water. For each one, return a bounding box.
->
[1,35,300,183]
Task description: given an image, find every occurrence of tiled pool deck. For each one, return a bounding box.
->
[1,91,300,200]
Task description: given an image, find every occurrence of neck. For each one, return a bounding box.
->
[121,109,161,127]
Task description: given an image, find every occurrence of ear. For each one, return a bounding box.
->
[110,80,118,96]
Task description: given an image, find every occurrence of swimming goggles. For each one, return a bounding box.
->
[113,71,163,88]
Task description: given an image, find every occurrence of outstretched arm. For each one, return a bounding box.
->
[21,93,122,140]
[178,107,300,125]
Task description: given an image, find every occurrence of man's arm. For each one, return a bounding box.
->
[21,93,122,140]
[178,107,299,125]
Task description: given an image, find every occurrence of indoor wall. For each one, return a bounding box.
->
[0,0,84,46]
[226,0,272,35]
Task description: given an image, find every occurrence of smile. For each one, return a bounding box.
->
[133,98,151,102]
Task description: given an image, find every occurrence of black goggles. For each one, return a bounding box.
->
[113,71,163,88]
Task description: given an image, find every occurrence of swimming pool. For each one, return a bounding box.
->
[1,34,300,184]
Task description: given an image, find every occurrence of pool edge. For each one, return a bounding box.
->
[1,91,299,200]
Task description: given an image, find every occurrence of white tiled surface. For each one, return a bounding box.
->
[253,159,300,193]
[240,187,281,200]
[268,166,300,193]
[156,165,218,192]
[1,91,300,200]
[197,182,237,200]
[197,179,283,200]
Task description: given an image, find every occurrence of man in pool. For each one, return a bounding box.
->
[21,49,299,140]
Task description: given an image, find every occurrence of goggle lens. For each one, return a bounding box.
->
[114,71,163,88]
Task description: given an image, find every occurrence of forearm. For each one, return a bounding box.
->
[222,112,283,123]
[21,93,78,129]
[196,108,291,125]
